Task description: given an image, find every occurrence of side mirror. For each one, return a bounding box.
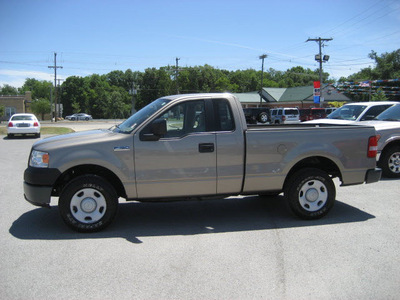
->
[140,119,167,141]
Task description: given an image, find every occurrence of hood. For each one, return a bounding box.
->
[32,129,123,152]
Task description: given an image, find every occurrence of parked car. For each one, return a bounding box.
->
[299,108,326,122]
[7,113,41,138]
[270,107,300,124]
[359,103,400,178]
[65,113,93,121]
[243,107,270,124]
[306,102,397,125]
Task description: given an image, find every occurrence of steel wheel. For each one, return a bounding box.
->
[298,179,328,212]
[70,188,107,224]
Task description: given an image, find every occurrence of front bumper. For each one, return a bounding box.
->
[365,168,382,184]
[23,167,61,207]
[24,182,52,207]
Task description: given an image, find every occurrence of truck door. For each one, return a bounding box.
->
[134,99,217,199]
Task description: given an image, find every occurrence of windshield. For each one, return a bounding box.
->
[327,105,367,120]
[375,104,400,121]
[112,98,171,133]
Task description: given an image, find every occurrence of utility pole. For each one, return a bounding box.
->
[175,57,180,94]
[259,54,267,106]
[306,37,332,107]
[48,52,63,122]
[57,78,64,118]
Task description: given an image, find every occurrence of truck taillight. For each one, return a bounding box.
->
[368,136,378,158]
[8,122,13,127]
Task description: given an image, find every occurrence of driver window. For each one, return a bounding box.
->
[158,100,206,138]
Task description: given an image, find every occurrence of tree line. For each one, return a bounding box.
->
[1,49,399,119]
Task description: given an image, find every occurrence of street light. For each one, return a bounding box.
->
[259,54,267,106]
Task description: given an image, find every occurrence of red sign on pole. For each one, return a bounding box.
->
[314,81,320,103]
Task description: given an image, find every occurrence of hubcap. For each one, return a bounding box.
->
[298,179,328,211]
[70,188,107,224]
[388,152,400,174]
[81,198,97,213]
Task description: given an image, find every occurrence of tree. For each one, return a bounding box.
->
[20,78,52,99]
[0,105,5,118]
[31,98,51,120]
[371,88,388,101]
[0,84,19,95]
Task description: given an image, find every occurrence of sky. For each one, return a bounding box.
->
[1,0,400,88]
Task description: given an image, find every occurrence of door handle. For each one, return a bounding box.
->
[199,143,214,153]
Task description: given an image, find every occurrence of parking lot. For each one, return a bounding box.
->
[0,125,399,299]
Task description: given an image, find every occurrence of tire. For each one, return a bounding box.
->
[7,133,13,139]
[36,133,41,138]
[71,117,76,121]
[284,168,335,220]
[258,112,269,123]
[379,145,400,178]
[59,175,118,232]
[85,117,89,121]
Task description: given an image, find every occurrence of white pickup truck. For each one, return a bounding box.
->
[24,93,381,232]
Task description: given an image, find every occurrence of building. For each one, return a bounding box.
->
[234,85,350,109]
[0,91,32,121]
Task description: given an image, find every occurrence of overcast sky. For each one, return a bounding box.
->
[1,0,399,88]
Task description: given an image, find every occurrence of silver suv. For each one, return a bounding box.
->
[270,108,300,124]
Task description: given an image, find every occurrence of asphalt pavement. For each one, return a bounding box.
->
[0,130,399,299]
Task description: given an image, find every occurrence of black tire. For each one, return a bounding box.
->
[379,145,400,178]
[284,168,335,220]
[71,117,76,121]
[59,175,118,232]
[36,133,41,138]
[7,133,13,139]
[85,117,89,121]
[258,112,269,123]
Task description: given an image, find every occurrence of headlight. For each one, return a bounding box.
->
[29,150,49,168]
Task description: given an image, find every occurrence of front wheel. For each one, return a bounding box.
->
[284,168,335,219]
[379,145,400,178]
[59,175,118,232]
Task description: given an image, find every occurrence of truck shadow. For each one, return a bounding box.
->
[9,195,375,244]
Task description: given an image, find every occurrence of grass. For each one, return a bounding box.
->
[0,126,75,135]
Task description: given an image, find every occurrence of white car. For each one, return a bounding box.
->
[359,104,400,178]
[306,101,397,125]
[7,113,41,138]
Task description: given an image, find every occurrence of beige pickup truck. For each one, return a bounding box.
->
[24,93,381,232]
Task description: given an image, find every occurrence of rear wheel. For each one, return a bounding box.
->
[59,175,118,232]
[379,145,400,178]
[284,168,335,219]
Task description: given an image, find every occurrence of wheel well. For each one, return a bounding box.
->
[52,164,127,198]
[380,140,400,159]
[284,156,341,187]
